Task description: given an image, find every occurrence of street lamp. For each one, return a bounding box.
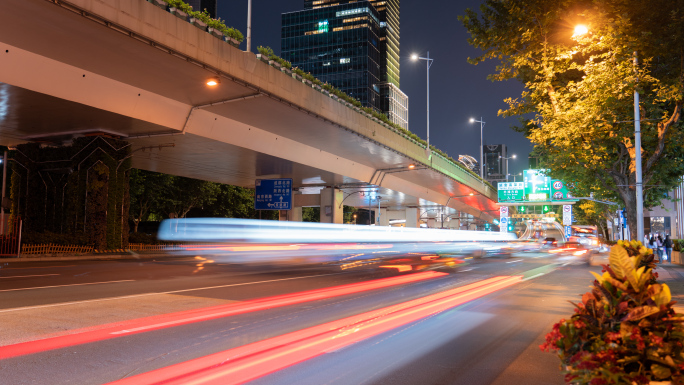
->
[469,117,485,179]
[411,52,434,157]
[246,0,252,52]
[507,172,522,182]
[499,154,516,181]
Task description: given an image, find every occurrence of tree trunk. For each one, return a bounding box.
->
[617,186,638,241]
[133,220,139,233]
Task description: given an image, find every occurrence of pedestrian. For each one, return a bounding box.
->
[657,234,664,262]
[664,235,673,263]
[648,235,656,252]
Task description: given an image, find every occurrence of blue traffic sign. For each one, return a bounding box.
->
[255,179,292,210]
[565,225,572,238]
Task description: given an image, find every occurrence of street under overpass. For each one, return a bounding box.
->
[0,0,500,226]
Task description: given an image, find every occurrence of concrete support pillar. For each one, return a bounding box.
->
[405,207,420,228]
[378,208,388,226]
[320,187,344,224]
[278,207,303,222]
[449,217,461,229]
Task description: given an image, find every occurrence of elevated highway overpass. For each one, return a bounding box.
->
[0,0,499,225]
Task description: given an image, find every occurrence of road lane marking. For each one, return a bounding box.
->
[0,273,342,313]
[0,274,59,279]
[0,265,76,270]
[0,280,134,292]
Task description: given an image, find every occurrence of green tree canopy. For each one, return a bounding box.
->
[461,0,684,238]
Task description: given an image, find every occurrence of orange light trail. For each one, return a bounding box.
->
[0,271,446,360]
[108,275,522,385]
[378,265,413,272]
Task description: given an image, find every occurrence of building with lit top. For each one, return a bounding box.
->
[282,0,408,130]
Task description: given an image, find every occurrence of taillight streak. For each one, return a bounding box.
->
[108,275,522,385]
[0,271,446,360]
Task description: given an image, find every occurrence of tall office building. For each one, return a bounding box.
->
[186,0,216,18]
[483,144,508,184]
[282,1,409,129]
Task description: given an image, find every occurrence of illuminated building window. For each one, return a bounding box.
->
[333,23,368,32]
[340,58,351,64]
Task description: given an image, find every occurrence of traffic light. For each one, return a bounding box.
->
[543,205,550,213]
[485,223,490,231]
[519,206,526,213]
[508,224,514,231]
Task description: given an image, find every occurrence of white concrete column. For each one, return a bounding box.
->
[378,208,389,226]
[279,207,303,222]
[405,207,420,228]
[449,217,460,229]
[320,187,344,224]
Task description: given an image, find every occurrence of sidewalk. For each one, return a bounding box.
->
[656,263,684,311]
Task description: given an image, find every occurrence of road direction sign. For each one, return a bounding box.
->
[500,217,508,232]
[255,178,292,210]
[562,204,572,225]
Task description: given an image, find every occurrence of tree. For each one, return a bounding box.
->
[460,0,684,239]
[128,169,173,233]
[207,184,256,218]
[162,176,221,219]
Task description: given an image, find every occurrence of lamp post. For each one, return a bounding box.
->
[499,154,516,181]
[246,0,252,52]
[508,172,522,182]
[411,52,434,157]
[469,117,485,178]
[634,52,644,242]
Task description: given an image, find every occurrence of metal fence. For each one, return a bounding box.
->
[0,217,21,257]
[21,244,95,255]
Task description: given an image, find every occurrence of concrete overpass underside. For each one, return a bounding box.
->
[0,0,499,224]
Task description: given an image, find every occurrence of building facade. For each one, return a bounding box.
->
[282,1,408,129]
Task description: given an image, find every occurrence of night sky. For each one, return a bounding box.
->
[216,0,533,177]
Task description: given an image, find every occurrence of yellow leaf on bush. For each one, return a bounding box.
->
[653,284,672,307]
[609,244,632,280]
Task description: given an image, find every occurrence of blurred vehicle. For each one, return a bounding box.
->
[548,241,593,264]
[541,237,558,247]
[567,225,601,250]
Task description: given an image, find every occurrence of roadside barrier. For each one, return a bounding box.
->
[21,244,94,254]
[19,243,193,255]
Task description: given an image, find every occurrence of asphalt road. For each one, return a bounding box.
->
[0,252,596,384]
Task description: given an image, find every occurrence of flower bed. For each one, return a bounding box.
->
[542,240,684,384]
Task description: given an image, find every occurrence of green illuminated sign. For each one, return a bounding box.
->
[317,20,329,33]
[524,169,551,197]
[497,181,524,202]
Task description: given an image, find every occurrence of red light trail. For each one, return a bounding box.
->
[108,275,522,385]
[0,271,446,360]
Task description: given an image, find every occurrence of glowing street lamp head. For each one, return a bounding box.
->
[573,24,588,38]
[206,77,220,86]
[408,163,416,169]
[411,54,418,61]
[469,118,475,123]
[512,154,517,159]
